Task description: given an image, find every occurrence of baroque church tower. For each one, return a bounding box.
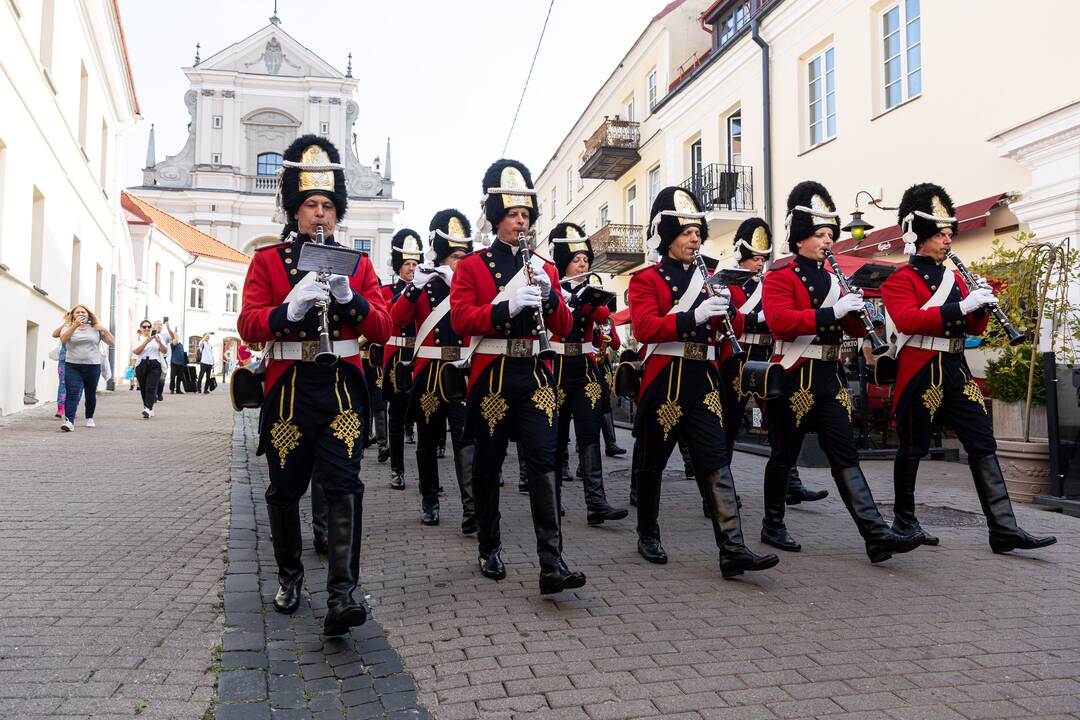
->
[131,16,401,261]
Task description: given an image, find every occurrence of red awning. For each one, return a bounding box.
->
[768,253,905,296]
[830,193,1008,258]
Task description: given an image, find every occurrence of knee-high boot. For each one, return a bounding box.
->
[832,466,925,563]
[581,444,628,525]
[518,454,529,493]
[417,441,440,526]
[309,475,328,554]
[374,408,389,463]
[786,466,829,504]
[629,438,641,507]
[700,465,778,577]
[456,444,477,535]
[635,466,667,563]
[323,493,367,636]
[266,503,304,614]
[761,460,800,551]
[388,421,405,490]
[891,456,939,545]
[601,412,626,456]
[527,468,586,594]
[970,454,1057,554]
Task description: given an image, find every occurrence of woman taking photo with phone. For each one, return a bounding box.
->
[132,319,167,418]
[56,305,114,431]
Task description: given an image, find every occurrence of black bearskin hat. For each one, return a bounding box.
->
[549,223,592,277]
[428,209,473,264]
[278,135,348,227]
[647,186,708,255]
[898,183,958,253]
[481,159,538,231]
[785,180,840,253]
[390,228,424,273]
[733,217,772,262]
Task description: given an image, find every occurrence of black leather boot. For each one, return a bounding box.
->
[701,466,779,578]
[479,549,506,580]
[969,454,1057,554]
[635,468,667,563]
[323,493,367,635]
[405,424,415,444]
[891,456,939,545]
[266,503,304,614]
[581,444,629,525]
[561,451,574,483]
[832,466,924,563]
[389,420,405,488]
[389,468,405,490]
[601,412,627,456]
[786,467,829,505]
[310,475,328,555]
[518,455,529,493]
[436,442,446,459]
[761,461,801,551]
[629,439,641,507]
[456,444,477,535]
[528,469,586,594]
[417,442,440,526]
[374,408,389,463]
[475,467,505,580]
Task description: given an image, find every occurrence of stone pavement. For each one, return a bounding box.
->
[0,389,230,719]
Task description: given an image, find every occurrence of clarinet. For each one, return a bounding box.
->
[312,224,338,366]
[822,248,889,357]
[947,250,1025,346]
[691,250,744,360]
[517,231,556,360]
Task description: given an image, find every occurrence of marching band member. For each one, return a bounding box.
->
[383,229,424,490]
[238,135,390,635]
[450,159,586,595]
[880,183,1056,553]
[391,209,477,533]
[549,223,628,526]
[760,181,923,563]
[628,186,778,577]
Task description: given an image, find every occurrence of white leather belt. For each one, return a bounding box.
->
[743,333,773,346]
[416,345,463,361]
[387,336,415,348]
[550,341,585,356]
[474,338,540,357]
[907,335,964,353]
[268,339,360,362]
[649,341,715,361]
[773,341,840,361]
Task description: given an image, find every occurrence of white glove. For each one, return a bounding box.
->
[757,310,766,323]
[832,293,865,319]
[286,283,330,322]
[960,287,998,314]
[561,288,574,303]
[327,274,353,303]
[693,295,730,325]
[528,255,551,291]
[411,267,435,289]
[974,275,992,290]
[508,285,543,317]
[433,265,454,283]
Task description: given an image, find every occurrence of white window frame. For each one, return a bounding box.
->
[551,187,557,214]
[726,110,742,167]
[211,153,221,165]
[647,70,657,111]
[212,115,223,129]
[625,184,637,226]
[881,0,921,111]
[189,278,205,310]
[224,282,239,314]
[566,167,573,204]
[624,93,636,122]
[647,165,661,207]
[320,121,330,134]
[599,204,609,228]
[807,47,836,148]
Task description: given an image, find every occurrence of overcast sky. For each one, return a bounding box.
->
[119,0,663,236]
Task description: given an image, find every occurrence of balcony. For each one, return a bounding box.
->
[679,163,754,212]
[246,175,279,193]
[580,118,640,181]
[589,223,646,274]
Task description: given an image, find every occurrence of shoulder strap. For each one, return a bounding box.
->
[885,266,955,357]
[778,273,841,370]
[643,266,706,363]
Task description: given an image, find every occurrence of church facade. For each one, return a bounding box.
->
[131,20,401,261]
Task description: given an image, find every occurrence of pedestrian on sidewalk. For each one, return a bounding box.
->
[170,334,189,394]
[132,320,167,418]
[50,323,68,420]
[197,333,214,393]
[56,304,114,431]
[153,320,177,402]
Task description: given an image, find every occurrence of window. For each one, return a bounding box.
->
[320,121,330,134]
[257,152,283,176]
[551,187,557,213]
[212,115,223,129]
[211,153,221,165]
[169,271,175,302]
[690,139,703,179]
[99,120,109,190]
[352,238,372,255]
[224,283,239,313]
[30,187,44,286]
[647,71,657,110]
[70,237,81,305]
[189,278,205,309]
[716,1,751,47]
[599,204,609,228]
[648,165,661,207]
[39,0,55,73]
[78,63,89,150]
[566,167,573,204]
[727,110,742,166]
[624,94,636,122]
[807,47,836,146]
[625,185,637,225]
[882,0,921,109]
[154,262,161,296]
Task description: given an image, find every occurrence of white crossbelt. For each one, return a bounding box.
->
[386,336,415,348]
[415,345,464,360]
[905,335,964,353]
[885,268,956,357]
[268,339,361,361]
[648,341,716,361]
[773,340,840,361]
[779,273,841,369]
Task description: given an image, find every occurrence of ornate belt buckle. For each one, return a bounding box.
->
[565,342,582,356]
[403,337,416,348]
[508,339,531,357]
[441,346,461,361]
[300,342,319,362]
[821,345,838,361]
[684,342,708,361]
[948,338,963,353]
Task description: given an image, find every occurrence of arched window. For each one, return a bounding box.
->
[257,152,283,176]
[189,278,205,309]
[225,282,239,313]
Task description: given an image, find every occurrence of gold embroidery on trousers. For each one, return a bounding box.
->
[557,387,567,407]
[962,379,986,413]
[732,360,744,399]
[481,357,509,437]
[585,381,602,410]
[330,369,362,459]
[703,390,724,425]
[835,387,853,421]
[922,355,943,421]
[269,367,301,468]
[789,363,814,428]
[531,363,556,427]
[656,358,684,441]
[419,363,441,423]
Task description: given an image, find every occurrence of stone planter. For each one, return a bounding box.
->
[996,438,1051,503]
[991,399,1048,441]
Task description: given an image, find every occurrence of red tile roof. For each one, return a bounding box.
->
[122,192,251,265]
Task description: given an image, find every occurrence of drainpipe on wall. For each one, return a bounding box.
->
[181,255,198,353]
[751,19,773,246]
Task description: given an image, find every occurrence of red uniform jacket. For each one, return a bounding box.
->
[762,258,866,372]
[628,261,744,401]
[551,283,611,364]
[449,243,573,383]
[381,281,415,372]
[238,240,391,394]
[390,274,467,379]
[880,263,987,414]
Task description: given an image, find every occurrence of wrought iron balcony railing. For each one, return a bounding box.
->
[580,118,641,181]
[678,163,754,212]
[589,223,646,274]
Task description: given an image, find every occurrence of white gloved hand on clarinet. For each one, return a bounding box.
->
[693,289,731,325]
[411,267,435,289]
[327,274,353,303]
[527,255,551,292]
[960,287,998,314]
[286,283,331,322]
[832,292,865,319]
[508,285,543,318]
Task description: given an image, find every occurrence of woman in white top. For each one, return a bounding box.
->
[132,319,167,418]
[55,305,114,431]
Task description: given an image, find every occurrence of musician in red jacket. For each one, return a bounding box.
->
[383,229,424,490]
[238,135,390,635]
[628,186,778,577]
[548,223,628,526]
[760,180,923,564]
[881,183,1055,554]
[449,159,585,595]
[391,209,476,532]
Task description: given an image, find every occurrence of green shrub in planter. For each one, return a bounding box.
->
[984,345,1045,405]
